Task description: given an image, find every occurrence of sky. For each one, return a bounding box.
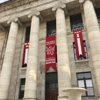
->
[0,0,8,3]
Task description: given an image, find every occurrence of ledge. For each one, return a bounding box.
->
[74,59,90,69]
[74,59,89,63]
[21,67,26,75]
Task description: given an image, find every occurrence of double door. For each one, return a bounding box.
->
[45,73,58,100]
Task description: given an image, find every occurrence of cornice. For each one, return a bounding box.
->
[0,0,37,12]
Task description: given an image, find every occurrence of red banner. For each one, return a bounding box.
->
[45,36,57,72]
[73,30,86,59]
[22,41,29,67]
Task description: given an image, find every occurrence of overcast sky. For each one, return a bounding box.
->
[0,0,8,3]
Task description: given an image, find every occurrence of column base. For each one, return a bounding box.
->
[63,87,86,100]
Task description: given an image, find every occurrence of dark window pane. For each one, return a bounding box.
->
[19,90,24,99]
[49,84,52,89]
[87,88,94,96]
[46,72,58,83]
[25,26,30,42]
[55,83,58,88]
[70,13,84,31]
[77,73,84,79]
[47,20,56,37]
[21,78,25,85]
[84,73,91,78]
[52,83,55,89]
[95,8,100,25]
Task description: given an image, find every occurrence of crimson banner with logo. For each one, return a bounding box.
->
[45,36,57,72]
[73,30,86,59]
[22,41,29,67]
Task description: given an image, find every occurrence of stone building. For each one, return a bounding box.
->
[0,0,100,100]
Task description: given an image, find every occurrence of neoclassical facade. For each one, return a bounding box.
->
[0,0,100,100]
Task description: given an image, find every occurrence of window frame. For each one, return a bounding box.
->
[73,40,88,60]
[19,78,26,99]
[76,72,95,97]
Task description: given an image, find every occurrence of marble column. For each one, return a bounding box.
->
[0,20,18,100]
[80,0,100,98]
[23,12,40,100]
[52,4,71,100]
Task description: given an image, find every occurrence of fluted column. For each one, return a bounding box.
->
[0,19,18,100]
[23,12,40,100]
[79,0,100,98]
[52,3,71,100]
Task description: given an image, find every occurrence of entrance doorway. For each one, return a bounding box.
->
[45,72,58,100]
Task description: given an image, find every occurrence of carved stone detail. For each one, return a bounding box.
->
[7,16,22,26]
[21,68,26,75]
[40,62,45,73]
[75,60,89,69]
[28,10,40,17]
[52,1,66,11]
[28,10,43,20]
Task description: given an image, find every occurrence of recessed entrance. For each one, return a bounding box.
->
[45,72,58,100]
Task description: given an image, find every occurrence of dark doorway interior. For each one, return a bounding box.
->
[45,72,58,100]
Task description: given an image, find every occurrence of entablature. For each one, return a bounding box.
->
[0,0,100,27]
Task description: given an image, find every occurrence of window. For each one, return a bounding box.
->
[25,26,30,42]
[22,27,30,67]
[77,72,94,96]
[70,13,84,31]
[47,20,56,37]
[19,78,26,99]
[73,40,88,60]
[95,8,100,25]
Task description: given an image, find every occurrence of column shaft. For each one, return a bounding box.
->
[56,8,71,99]
[0,22,18,100]
[83,0,100,97]
[24,15,39,100]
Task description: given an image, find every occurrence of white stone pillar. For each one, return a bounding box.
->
[52,4,71,100]
[23,12,40,100]
[0,20,18,100]
[80,0,100,98]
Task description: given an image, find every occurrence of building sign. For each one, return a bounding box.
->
[45,36,57,72]
[22,41,29,67]
[73,30,86,59]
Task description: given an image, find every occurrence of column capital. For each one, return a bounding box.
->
[7,16,22,26]
[28,10,43,20]
[52,2,66,12]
